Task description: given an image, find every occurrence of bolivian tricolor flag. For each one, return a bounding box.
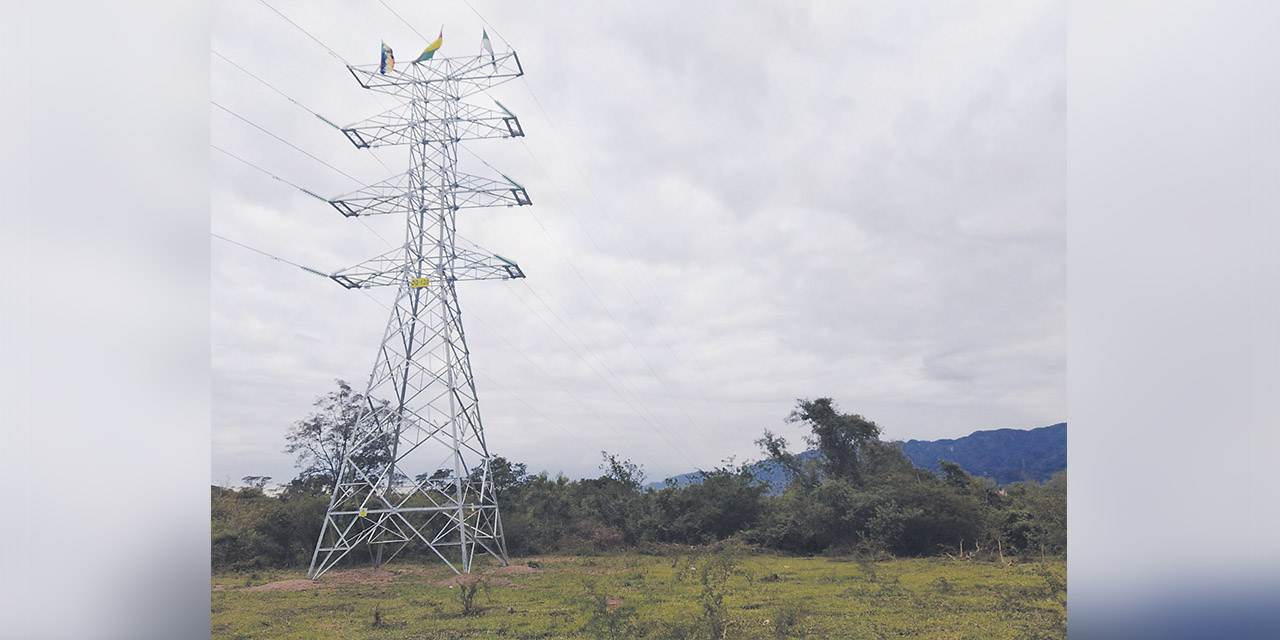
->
[416,30,443,62]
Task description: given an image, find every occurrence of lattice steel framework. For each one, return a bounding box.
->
[308,50,529,579]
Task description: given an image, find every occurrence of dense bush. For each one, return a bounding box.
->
[212,400,1065,571]
[211,486,328,570]
[212,465,1064,571]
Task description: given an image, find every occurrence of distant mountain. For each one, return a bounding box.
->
[646,423,1066,491]
[898,423,1066,485]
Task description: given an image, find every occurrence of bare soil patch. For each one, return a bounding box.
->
[241,567,399,592]
[428,573,534,589]
[244,579,316,592]
[490,564,539,575]
[322,567,397,586]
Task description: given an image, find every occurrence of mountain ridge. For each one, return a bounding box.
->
[646,422,1066,491]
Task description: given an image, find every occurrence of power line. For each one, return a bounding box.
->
[211,143,327,201]
[212,100,363,185]
[211,144,397,249]
[459,0,509,49]
[211,47,399,178]
[376,0,427,41]
[212,49,344,131]
[257,0,348,64]
[211,232,330,278]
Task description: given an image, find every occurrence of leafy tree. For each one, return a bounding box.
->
[1011,470,1067,555]
[211,484,328,570]
[498,472,575,555]
[755,430,819,489]
[599,450,645,490]
[650,463,767,544]
[464,455,529,495]
[789,398,881,486]
[283,379,391,493]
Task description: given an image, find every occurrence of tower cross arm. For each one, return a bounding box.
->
[347,52,524,98]
[327,245,524,290]
[341,101,524,149]
[328,171,531,218]
[452,248,525,281]
[328,246,406,289]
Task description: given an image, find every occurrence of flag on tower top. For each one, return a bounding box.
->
[481,29,495,70]
[417,30,443,62]
[380,41,394,74]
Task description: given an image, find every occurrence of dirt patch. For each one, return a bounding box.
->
[211,584,226,591]
[490,564,540,575]
[321,567,397,586]
[242,567,398,592]
[244,579,317,592]
[432,573,486,586]
[606,596,624,609]
[428,574,534,590]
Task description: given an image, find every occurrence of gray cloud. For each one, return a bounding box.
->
[212,0,1065,484]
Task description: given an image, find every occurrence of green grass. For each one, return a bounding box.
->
[211,549,1065,639]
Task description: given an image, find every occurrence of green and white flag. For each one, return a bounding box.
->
[481,29,496,70]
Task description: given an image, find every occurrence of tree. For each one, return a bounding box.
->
[599,451,645,491]
[754,430,819,489]
[651,463,767,544]
[789,398,881,486]
[283,379,390,493]
[466,455,529,495]
[757,398,884,490]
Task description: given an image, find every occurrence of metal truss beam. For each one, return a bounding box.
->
[341,100,523,148]
[327,170,531,218]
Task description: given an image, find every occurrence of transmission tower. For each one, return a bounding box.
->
[307,47,530,579]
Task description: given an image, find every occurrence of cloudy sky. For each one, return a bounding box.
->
[211,0,1065,486]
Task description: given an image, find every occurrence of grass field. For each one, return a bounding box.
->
[211,548,1066,639]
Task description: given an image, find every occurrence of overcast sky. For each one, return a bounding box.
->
[211,0,1065,486]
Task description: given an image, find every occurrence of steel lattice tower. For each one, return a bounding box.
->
[308,49,530,579]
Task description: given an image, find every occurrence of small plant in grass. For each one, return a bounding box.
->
[770,599,808,638]
[579,581,640,637]
[371,603,382,629]
[853,552,880,583]
[1035,562,1066,600]
[458,579,489,617]
[933,576,956,595]
[676,549,753,639]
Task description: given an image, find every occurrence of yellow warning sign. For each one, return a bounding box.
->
[410,277,430,288]
[359,508,367,517]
